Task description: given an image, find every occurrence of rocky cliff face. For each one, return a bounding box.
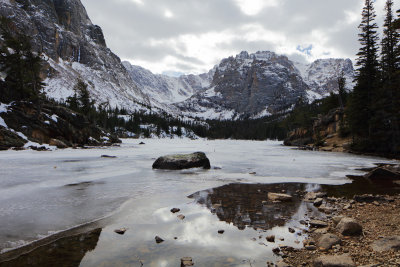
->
[295,58,355,100]
[0,0,150,110]
[175,51,354,120]
[122,62,213,104]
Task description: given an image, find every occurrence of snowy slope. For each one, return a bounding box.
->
[122,62,213,104]
[294,58,355,101]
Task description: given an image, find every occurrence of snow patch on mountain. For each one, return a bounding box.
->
[122,61,213,104]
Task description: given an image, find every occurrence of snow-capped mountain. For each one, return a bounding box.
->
[0,0,155,112]
[0,0,355,121]
[122,62,213,104]
[294,58,355,101]
[174,51,354,120]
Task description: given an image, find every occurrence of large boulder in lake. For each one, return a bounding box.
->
[152,152,211,170]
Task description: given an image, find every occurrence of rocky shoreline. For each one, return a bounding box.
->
[274,165,400,267]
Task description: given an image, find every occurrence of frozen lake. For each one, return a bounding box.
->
[0,139,396,265]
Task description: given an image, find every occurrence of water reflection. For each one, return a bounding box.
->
[0,228,101,267]
[189,183,310,231]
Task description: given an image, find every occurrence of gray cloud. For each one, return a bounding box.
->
[81,0,400,74]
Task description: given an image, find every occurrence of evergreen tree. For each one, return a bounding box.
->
[337,71,346,110]
[378,0,400,153]
[0,17,45,103]
[347,0,380,150]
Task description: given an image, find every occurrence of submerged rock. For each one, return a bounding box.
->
[152,152,211,170]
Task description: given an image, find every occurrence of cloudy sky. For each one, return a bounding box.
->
[81,0,399,76]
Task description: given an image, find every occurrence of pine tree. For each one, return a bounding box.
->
[347,0,380,150]
[0,17,45,103]
[378,0,400,154]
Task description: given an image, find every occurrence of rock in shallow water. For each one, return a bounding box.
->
[152,152,211,170]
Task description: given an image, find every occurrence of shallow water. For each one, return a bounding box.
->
[0,139,397,266]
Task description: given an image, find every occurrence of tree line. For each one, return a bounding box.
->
[347,0,400,155]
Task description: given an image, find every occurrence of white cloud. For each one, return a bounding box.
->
[233,0,279,15]
[81,0,400,75]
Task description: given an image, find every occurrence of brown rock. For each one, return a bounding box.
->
[317,233,341,250]
[313,254,355,267]
[371,236,400,252]
[181,257,194,266]
[268,192,292,202]
[336,217,362,236]
[49,138,68,148]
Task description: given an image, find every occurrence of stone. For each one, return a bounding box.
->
[139,142,145,145]
[101,155,117,158]
[218,230,225,234]
[305,245,317,250]
[155,236,164,243]
[371,236,400,252]
[177,214,185,220]
[272,247,280,254]
[317,233,341,250]
[364,167,400,180]
[181,257,194,266]
[49,138,68,148]
[309,220,328,228]
[288,227,295,233]
[114,228,127,235]
[170,208,180,213]
[266,235,275,242]
[0,127,26,150]
[267,192,292,202]
[313,254,355,267]
[336,217,362,236]
[314,198,323,207]
[152,152,211,170]
[275,260,290,267]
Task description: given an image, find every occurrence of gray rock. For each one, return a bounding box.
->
[371,236,400,252]
[267,192,292,202]
[309,220,328,228]
[114,228,127,235]
[317,233,341,250]
[364,167,400,180]
[332,216,344,226]
[313,254,355,267]
[336,217,362,236]
[314,198,323,207]
[152,152,211,170]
